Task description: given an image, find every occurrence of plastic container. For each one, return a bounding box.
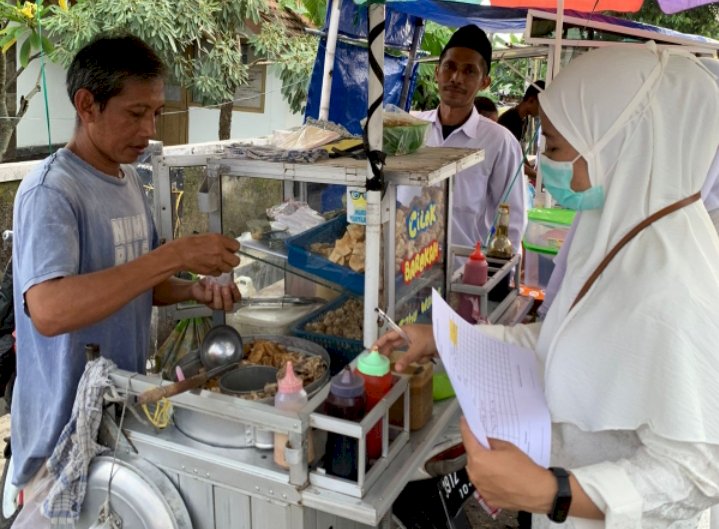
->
[388,352,433,431]
[523,207,576,252]
[274,361,314,468]
[323,368,367,480]
[523,246,557,290]
[457,242,489,323]
[227,302,322,336]
[354,348,393,461]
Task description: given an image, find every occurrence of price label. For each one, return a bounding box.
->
[437,467,476,521]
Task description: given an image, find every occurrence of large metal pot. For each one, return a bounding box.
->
[173,335,330,449]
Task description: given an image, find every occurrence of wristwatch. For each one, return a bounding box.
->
[547,467,572,523]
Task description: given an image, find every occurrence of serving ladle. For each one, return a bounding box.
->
[137,325,244,405]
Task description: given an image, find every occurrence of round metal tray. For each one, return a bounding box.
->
[76,455,191,529]
[173,334,330,449]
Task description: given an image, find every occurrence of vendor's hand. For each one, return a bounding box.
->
[524,162,537,180]
[372,324,437,372]
[191,277,241,312]
[169,234,241,276]
[459,417,555,513]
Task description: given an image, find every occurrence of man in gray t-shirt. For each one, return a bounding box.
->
[11,34,241,523]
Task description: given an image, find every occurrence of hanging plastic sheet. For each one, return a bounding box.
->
[305,39,418,135]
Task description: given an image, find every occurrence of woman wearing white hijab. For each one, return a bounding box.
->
[375,43,719,528]
[699,58,719,231]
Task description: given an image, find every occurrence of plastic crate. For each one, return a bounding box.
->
[285,216,365,296]
[291,293,365,375]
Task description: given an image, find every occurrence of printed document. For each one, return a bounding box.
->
[432,290,551,466]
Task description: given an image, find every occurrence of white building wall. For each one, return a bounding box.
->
[16,56,76,149]
[14,44,303,150]
[188,68,304,143]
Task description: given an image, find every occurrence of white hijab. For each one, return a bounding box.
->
[699,58,719,212]
[536,44,719,444]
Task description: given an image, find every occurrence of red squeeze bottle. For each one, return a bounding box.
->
[458,242,489,323]
[354,348,393,461]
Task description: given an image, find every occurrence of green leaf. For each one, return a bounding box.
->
[29,30,40,49]
[40,34,52,54]
[19,36,31,67]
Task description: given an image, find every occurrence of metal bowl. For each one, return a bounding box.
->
[200,325,244,370]
[219,366,278,397]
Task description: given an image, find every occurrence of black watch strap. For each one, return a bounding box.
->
[547,467,572,523]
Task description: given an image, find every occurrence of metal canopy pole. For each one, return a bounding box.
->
[363,3,385,348]
[399,19,424,109]
[552,0,566,78]
[318,0,342,121]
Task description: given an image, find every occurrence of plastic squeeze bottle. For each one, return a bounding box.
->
[458,242,489,324]
[274,361,314,469]
[324,367,367,480]
[354,348,393,461]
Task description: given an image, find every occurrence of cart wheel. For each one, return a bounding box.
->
[0,448,19,528]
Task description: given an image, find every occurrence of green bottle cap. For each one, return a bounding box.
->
[356,348,390,377]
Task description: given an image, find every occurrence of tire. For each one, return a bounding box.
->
[0,447,19,528]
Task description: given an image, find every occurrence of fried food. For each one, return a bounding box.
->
[208,339,328,400]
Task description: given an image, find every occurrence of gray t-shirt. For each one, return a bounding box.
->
[11,148,157,485]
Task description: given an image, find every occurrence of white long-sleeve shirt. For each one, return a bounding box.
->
[477,323,719,529]
[413,108,527,254]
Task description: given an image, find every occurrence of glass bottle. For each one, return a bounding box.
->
[487,203,514,259]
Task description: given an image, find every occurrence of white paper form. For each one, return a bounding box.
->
[432,290,551,467]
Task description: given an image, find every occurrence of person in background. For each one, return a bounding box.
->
[498,80,545,144]
[411,24,526,258]
[498,80,545,184]
[377,44,719,528]
[10,34,241,527]
[474,95,499,121]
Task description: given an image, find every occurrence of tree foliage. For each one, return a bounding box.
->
[0,0,60,160]
[249,16,318,114]
[279,0,326,27]
[44,0,267,107]
[615,2,719,40]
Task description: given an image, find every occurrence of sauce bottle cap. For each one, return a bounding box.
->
[330,367,366,398]
[356,348,390,377]
[277,361,303,393]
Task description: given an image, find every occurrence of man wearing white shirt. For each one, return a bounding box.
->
[413,25,526,258]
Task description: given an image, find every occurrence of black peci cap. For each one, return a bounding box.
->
[441,24,493,74]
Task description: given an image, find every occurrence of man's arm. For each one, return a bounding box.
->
[25,234,239,336]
